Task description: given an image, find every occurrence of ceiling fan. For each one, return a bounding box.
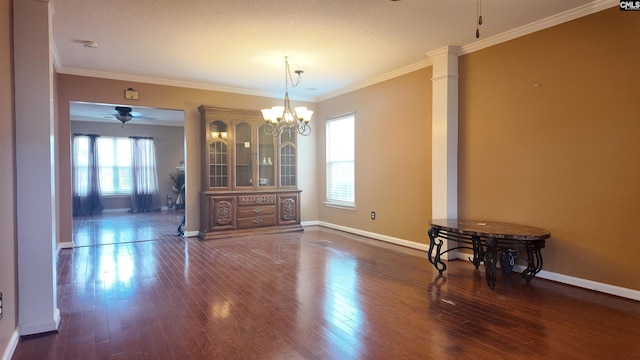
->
[114,106,134,125]
[107,106,154,126]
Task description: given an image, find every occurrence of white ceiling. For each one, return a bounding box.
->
[55,0,616,125]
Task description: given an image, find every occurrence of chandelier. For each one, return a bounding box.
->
[261,56,312,136]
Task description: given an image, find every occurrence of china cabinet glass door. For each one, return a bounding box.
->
[208,120,228,188]
[235,122,253,187]
[279,130,296,187]
[258,124,275,187]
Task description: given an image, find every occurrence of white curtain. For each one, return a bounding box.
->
[130,137,161,212]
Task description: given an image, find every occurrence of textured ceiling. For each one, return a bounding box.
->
[54,0,616,124]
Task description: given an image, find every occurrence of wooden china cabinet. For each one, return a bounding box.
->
[198,106,302,240]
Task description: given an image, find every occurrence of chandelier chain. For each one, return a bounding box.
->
[261,56,312,137]
[284,56,302,92]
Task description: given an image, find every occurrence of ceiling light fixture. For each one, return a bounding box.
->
[115,106,133,126]
[261,56,312,137]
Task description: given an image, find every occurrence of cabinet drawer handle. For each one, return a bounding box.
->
[252,208,263,214]
[252,218,263,224]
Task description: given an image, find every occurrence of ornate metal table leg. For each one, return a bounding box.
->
[469,236,484,269]
[428,227,447,274]
[484,238,498,289]
[521,243,544,283]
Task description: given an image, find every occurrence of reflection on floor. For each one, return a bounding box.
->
[72,210,185,247]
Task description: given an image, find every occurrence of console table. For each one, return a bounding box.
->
[428,219,551,289]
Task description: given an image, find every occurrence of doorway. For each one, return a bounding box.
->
[69,101,186,247]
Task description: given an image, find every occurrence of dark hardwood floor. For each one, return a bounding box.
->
[72,210,185,247]
[12,224,640,359]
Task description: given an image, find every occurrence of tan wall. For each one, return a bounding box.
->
[317,67,433,244]
[70,120,185,210]
[57,75,318,242]
[458,7,640,290]
[0,0,16,351]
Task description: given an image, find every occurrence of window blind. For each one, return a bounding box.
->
[326,114,355,206]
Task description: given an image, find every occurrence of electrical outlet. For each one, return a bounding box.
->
[371,211,376,220]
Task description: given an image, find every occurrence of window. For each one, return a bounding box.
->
[326,114,355,207]
[97,137,132,195]
[73,136,133,196]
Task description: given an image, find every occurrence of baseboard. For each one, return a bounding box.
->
[19,308,60,336]
[301,220,320,227]
[317,221,430,252]
[513,264,640,301]
[450,252,640,301]
[102,208,130,213]
[159,206,182,211]
[57,241,74,253]
[183,230,199,238]
[93,207,179,213]
[317,222,639,301]
[1,328,19,360]
[451,251,640,301]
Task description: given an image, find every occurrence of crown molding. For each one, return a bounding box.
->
[315,58,433,102]
[425,45,464,59]
[53,0,618,104]
[461,0,619,55]
[319,1,617,101]
[56,66,318,103]
[59,60,432,104]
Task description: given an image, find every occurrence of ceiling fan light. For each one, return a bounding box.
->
[114,106,133,125]
[115,114,132,123]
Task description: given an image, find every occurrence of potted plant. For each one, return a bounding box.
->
[169,170,185,210]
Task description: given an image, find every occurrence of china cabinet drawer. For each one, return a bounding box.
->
[238,205,275,218]
[238,216,276,229]
[238,195,276,206]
